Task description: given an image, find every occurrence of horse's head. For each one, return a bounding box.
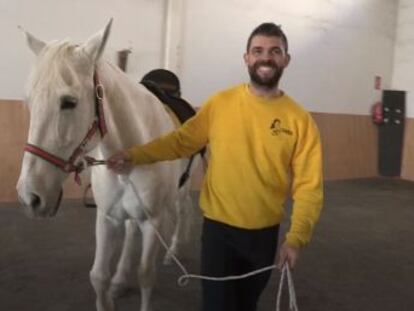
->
[16,20,112,217]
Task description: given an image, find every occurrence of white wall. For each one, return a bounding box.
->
[181,0,398,115]
[0,0,166,99]
[392,0,414,117]
[0,0,400,116]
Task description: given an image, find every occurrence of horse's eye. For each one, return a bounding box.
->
[60,96,78,110]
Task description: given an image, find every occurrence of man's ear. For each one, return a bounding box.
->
[243,52,249,65]
[284,53,291,67]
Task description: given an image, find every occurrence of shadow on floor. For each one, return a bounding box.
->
[1,178,414,311]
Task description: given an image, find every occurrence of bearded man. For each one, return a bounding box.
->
[108,22,324,311]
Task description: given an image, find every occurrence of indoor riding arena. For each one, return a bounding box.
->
[1,1,414,311]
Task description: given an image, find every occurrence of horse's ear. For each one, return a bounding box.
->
[82,18,113,63]
[18,26,46,56]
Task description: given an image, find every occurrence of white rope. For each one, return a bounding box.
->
[124,176,299,310]
[276,263,299,311]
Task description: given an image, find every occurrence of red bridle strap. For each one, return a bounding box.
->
[24,120,101,185]
[24,70,108,185]
[25,143,77,173]
[94,72,107,136]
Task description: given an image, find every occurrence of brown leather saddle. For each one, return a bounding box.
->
[141,80,206,188]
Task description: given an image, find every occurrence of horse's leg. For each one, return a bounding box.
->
[110,219,140,298]
[164,191,193,265]
[138,217,162,311]
[90,211,123,311]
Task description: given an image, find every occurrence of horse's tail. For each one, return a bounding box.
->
[164,150,207,265]
[163,168,197,265]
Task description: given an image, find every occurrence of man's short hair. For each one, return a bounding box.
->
[246,23,288,53]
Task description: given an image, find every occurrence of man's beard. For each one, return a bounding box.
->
[248,60,283,89]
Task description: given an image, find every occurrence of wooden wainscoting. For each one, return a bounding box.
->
[0,100,29,201]
[311,112,378,180]
[0,100,379,202]
[0,100,84,202]
[401,118,414,181]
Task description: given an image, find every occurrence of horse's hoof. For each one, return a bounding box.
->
[109,282,138,299]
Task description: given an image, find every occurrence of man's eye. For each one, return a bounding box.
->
[270,49,282,55]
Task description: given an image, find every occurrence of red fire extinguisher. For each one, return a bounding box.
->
[372,102,384,125]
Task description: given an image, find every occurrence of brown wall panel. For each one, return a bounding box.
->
[0,100,84,202]
[0,100,378,202]
[401,118,414,181]
[0,100,29,202]
[312,112,377,180]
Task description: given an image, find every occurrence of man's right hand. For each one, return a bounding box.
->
[106,150,133,174]
[276,242,300,270]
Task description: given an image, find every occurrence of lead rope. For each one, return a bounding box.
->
[276,263,299,311]
[119,175,299,311]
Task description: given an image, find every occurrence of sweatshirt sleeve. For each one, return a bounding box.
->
[286,113,324,248]
[126,100,211,165]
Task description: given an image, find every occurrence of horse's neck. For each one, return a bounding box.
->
[96,62,173,158]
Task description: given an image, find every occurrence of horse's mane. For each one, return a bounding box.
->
[26,41,86,103]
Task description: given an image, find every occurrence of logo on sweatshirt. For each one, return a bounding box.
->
[270,119,293,136]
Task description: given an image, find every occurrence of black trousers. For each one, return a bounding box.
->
[201,218,279,311]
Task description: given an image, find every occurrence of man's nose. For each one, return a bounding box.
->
[259,51,273,61]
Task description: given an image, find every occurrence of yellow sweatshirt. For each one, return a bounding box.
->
[128,84,323,248]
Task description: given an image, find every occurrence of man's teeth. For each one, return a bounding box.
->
[257,66,274,74]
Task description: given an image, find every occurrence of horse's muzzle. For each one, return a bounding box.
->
[18,189,63,218]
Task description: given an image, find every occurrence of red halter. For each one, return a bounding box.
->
[24,71,107,185]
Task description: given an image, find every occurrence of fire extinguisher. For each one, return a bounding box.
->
[372,102,384,125]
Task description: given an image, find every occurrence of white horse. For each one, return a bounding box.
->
[16,20,194,311]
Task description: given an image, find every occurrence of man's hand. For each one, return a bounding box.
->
[106,150,133,174]
[276,242,300,270]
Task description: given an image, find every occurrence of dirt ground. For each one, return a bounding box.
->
[1,178,414,311]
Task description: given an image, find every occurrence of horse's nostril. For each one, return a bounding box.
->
[29,193,42,210]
